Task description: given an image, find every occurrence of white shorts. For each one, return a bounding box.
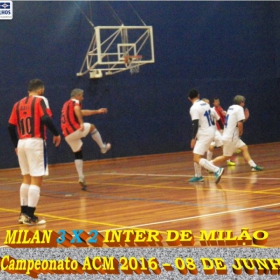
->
[193,133,215,155]
[65,123,91,152]
[222,139,246,156]
[18,138,48,176]
[210,130,223,148]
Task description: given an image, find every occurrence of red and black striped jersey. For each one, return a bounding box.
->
[214,105,226,130]
[8,95,50,139]
[61,99,81,137]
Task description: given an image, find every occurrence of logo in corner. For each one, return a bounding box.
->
[0,1,13,20]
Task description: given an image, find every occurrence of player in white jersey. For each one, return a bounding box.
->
[202,98,235,167]
[212,95,263,171]
[188,89,224,183]
[202,99,224,156]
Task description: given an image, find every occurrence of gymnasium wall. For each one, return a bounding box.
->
[1,1,280,169]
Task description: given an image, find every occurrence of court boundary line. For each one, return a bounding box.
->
[98,201,280,232]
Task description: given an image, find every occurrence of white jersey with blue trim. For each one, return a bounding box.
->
[189,100,216,136]
[222,104,245,141]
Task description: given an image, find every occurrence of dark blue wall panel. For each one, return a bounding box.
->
[1,1,280,169]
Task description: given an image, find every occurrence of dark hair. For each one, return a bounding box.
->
[188,89,199,99]
[28,79,44,91]
[212,97,220,103]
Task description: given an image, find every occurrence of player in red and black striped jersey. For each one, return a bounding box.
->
[8,79,61,225]
[61,98,82,137]
[61,88,111,190]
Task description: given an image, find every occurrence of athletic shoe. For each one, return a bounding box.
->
[101,143,111,154]
[251,166,264,172]
[215,168,224,183]
[227,160,236,166]
[79,177,87,191]
[23,215,46,226]
[189,176,204,182]
[18,213,25,224]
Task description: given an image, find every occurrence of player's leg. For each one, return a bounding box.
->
[22,139,47,225]
[89,124,111,154]
[238,141,264,171]
[74,150,87,190]
[207,142,215,161]
[189,138,205,182]
[192,136,224,183]
[26,175,43,222]
[189,162,204,182]
[65,133,87,189]
[17,139,31,223]
[18,174,31,224]
[212,140,233,166]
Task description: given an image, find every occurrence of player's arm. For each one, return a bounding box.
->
[244,107,250,122]
[81,108,108,116]
[213,110,224,130]
[217,119,224,130]
[8,104,19,153]
[237,120,244,137]
[39,100,61,146]
[191,119,199,148]
[8,123,18,148]
[41,115,61,147]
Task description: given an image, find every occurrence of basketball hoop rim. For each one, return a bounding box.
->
[124,55,143,64]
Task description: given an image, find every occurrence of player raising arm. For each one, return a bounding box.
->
[61,88,111,190]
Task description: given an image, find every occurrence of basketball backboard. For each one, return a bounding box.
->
[77,25,154,78]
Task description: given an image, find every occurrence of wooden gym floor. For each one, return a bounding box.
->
[0,142,280,247]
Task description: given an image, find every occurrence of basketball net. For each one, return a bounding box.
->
[124,55,142,74]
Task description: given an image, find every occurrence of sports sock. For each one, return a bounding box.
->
[26,207,36,218]
[199,158,219,173]
[91,129,104,148]
[248,159,256,167]
[194,163,202,177]
[28,185,40,208]
[20,183,29,212]
[75,159,84,178]
[207,151,213,161]
[21,206,28,215]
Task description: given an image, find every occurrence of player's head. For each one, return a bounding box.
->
[28,79,45,95]
[233,95,245,106]
[212,97,220,107]
[71,88,84,102]
[188,89,199,101]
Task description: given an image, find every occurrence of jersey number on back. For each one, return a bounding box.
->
[204,110,215,126]
[19,117,32,135]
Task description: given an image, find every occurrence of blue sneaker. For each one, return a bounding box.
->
[215,168,224,183]
[251,166,263,172]
[189,176,204,182]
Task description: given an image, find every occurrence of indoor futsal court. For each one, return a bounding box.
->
[0,142,279,247]
[1,1,280,251]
